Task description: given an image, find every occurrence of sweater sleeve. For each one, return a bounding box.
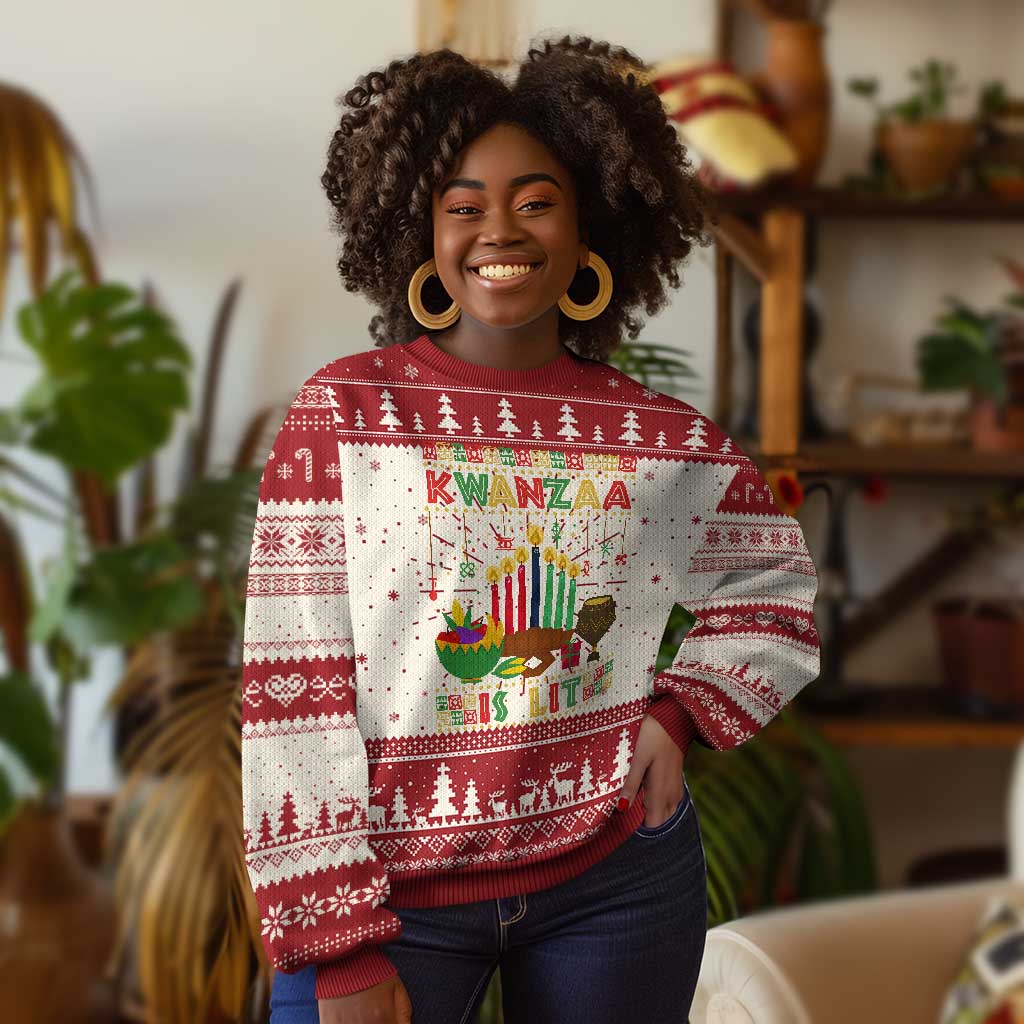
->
[241,368,402,1000]
[648,428,821,754]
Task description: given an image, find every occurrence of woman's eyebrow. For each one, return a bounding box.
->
[439,172,562,196]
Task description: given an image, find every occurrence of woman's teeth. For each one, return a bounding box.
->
[470,263,540,279]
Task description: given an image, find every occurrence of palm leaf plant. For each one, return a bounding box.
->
[607,339,704,397]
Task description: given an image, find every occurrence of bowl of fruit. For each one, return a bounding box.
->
[434,599,507,683]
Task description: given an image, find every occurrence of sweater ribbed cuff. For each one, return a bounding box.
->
[647,695,699,755]
[314,946,398,1000]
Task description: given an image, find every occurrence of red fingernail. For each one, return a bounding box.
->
[616,797,630,812]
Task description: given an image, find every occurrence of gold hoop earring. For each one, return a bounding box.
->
[408,258,461,329]
[558,251,613,321]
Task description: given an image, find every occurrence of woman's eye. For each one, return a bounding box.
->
[446,200,552,215]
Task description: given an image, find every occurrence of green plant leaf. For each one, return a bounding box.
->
[62,535,204,648]
[13,268,192,487]
[847,77,878,98]
[30,517,79,645]
[0,408,27,444]
[0,671,59,788]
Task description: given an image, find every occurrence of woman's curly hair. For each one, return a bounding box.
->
[320,33,713,362]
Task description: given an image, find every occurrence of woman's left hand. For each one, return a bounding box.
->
[616,713,685,829]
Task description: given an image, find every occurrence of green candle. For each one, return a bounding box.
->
[543,556,554,628]
[554,563,566,629]
[566,571,577,629]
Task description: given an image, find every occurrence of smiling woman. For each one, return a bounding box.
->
[318,37,712,366]
[244,33,759,1024]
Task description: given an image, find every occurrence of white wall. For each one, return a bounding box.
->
[2,0,1022,888]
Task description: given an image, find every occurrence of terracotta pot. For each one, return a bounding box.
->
[968,394,1024,451]
[750,18,832,189]
[0,802,118,1023]
[934,597,1024,717]
[878,118,977,193]
[969,323,1024,449]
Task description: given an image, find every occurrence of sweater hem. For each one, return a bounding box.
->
[385,795,649,907]
[315,945,398,1000]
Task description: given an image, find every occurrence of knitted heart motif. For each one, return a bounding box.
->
[755,611,777,627]
[793,617,810,634]
[266,673,307,707]
[706,614,732,631]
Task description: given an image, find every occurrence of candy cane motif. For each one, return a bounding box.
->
[295,447,313,483]
[745,481,753,505]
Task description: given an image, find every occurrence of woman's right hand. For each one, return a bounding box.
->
[318,974,412,1023]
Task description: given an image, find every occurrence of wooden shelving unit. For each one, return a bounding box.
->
[712,183,1024,222]
[737,437,1024,480]
[710,6,1024,749]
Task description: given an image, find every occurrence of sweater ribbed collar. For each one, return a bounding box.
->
[403,333,586,391]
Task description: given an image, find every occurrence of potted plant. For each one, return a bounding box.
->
[848,59,979,195]
[932,482,1024,719]
[915,255,1024,451]
[0,268,195,1023]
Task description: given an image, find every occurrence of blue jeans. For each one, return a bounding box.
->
[269,781,707,1024]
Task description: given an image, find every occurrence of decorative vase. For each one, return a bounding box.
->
[0,802,118,1023]
[877,118,978,194]
[750,18,832,189]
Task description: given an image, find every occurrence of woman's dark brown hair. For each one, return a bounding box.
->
[320,33,712,362]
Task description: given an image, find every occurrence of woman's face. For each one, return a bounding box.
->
[430,122,583,331]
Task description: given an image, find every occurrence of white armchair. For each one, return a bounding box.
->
[690,745,1024,1023]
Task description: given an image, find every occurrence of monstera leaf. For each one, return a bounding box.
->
[12,267,191,486]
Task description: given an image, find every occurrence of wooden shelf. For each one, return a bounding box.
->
[798,685,1024,748]
[710,185,1024,222]
[736,437,1024,479]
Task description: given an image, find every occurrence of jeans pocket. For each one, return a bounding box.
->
[633,783,691,838]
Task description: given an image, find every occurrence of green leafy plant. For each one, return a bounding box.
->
[11,271,191,485]
[916,255,1024,409]
[978,80,1010,122]
[606,339,703,397]
[848,58,968,124]
[0,268,198,826]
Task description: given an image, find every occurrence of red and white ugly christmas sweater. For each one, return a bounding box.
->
[241,332,820,999]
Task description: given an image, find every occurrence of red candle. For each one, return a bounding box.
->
[504,573,514,635]
[517,563,526,631]
[491,582,500,625]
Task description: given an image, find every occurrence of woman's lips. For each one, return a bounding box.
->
[467,261,543,291]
